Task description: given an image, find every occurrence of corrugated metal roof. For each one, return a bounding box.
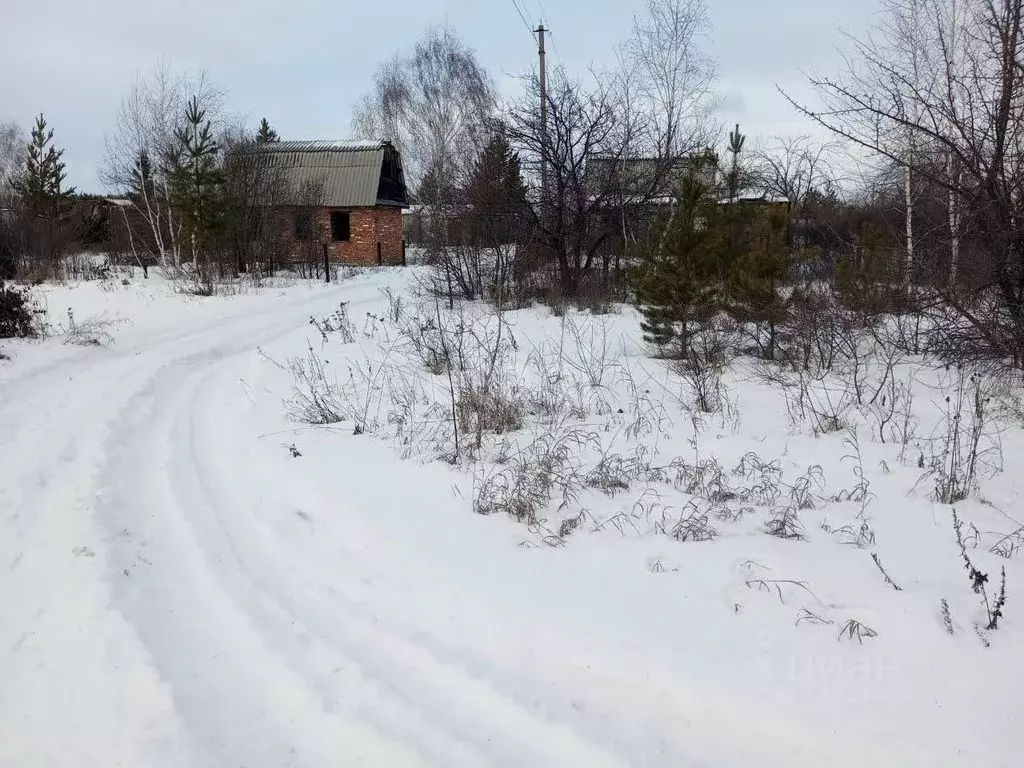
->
[243,140,395,207]
[257,140,388,153]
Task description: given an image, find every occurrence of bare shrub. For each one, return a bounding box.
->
[673,456,731,501]
[284,345,388,433]
[60,308,126,346]
[806,377,857,435]
[472,425,594,525]
[456,377,526,436]
[778,282,844,372]
[990,526,1024,560]
[764,504,806,541]
[732,452,783,506]
[310,302,355,345]
[862,366,918,447]
[822,518,877,549]
[928,367,998,504]
[762,361,856,436]
[585,450,648,497]
[837,618,878,644]
[655,500,718,542]
[676,326,727,413]
[564,316,617,388]
[837,319,907,409]
[285,344,345,424]
[787,465,826,509]
[953,510,1007,631]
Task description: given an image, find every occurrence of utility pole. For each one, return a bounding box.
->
[536,23,548,213]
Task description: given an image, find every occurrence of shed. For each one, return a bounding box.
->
[248,140,408,266]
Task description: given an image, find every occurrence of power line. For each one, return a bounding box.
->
[535,0,563,69]
[511,0,538,43]
[536,0,551,25]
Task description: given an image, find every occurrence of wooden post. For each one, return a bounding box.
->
[376,241,382,265]
[536,24,547,212]
[323,242,330,283]
[401,239,407,267]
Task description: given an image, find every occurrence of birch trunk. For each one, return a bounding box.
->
[947,152,960,289]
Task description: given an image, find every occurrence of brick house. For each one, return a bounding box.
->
[253,140,409,266]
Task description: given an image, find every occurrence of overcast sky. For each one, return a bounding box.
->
[0,0,880,191]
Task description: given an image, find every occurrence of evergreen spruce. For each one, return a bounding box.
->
[417,158,457,208]
[170,96,225,280]
[12,114,75,217]
[255,118,279,144]
[464,134,529,245]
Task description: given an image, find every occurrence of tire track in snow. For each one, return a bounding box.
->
[93,289,427,768]
[0,283,383,767]
[97,298,633,767]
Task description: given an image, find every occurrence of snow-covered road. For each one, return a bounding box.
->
[0,283,370,766]
[0,273,1012,767]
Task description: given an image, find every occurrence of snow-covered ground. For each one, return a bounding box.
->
[0,268,1020,767]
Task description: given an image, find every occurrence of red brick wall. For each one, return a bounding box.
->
[280,206,404,266]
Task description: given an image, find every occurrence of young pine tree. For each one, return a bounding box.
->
[726,204,793,359]
[255,118,279,144]
[836,220,898,313]
[632,174,726,355]
[170,96,225,281]
[12,113,76,217]
[726,124,746,204]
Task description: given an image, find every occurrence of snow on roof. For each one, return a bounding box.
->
[717,195,791,205]
[255,140,388,153]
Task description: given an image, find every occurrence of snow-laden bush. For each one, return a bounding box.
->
[0,281,38,339]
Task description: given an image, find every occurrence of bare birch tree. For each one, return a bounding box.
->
[0,121,23,196]
[786,0,1024,364]
[102,62,224,272]
[626,0,717,158]
[351,26,496,194]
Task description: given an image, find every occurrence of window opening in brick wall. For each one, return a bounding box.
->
[331,211,351,242]
[293,211,313,242]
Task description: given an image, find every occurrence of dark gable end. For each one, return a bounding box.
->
[375,144,408,207]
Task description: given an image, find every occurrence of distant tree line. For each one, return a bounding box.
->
[4,0,1024,370]
[1,64,295,291]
